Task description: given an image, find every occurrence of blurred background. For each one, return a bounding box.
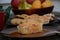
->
[0,0,60,13]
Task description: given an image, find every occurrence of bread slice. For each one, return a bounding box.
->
[17,20,43,34]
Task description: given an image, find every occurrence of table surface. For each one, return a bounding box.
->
[0,33,60,40]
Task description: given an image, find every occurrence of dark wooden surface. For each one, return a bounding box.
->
[3,30,50,38]
[0,33,60,40]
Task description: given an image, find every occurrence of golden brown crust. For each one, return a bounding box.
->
[11,13,55,34]
[17,20,43,34]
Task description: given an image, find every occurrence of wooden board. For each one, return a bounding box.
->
[4,30,51,38]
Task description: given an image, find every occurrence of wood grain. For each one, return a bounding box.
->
[5,30,50,38]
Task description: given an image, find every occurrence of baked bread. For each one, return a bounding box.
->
[17,20,43,34]
[11,14,54,34]
[16,14,28,19]
[10,18,26,25]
